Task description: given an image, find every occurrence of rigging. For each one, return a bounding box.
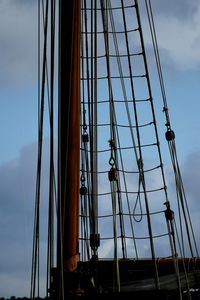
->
[31,1,200,299]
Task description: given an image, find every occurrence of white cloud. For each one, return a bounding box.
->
[147,3,200,70]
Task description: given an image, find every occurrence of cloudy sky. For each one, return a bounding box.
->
[0,0,200,298]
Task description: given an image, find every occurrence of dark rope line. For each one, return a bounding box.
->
[100,0,128,258]
[81,52,143,59]
[81,164,161,174]
[46,0,56,297]
[31,0,49,299]
[80,232,170,241]
[80,209,165,218]
[89,0,96,247]
[81,142,158,153]
[145,0,171,127]
[109,52,143,57]
[80,0,92,260]
[81,74,146,79]
[30,0,41,298]
[80,121,154,128]
[168,140,199,257]
[83,186,165,196]
[81,4,135,11]
[81,27,138,34]
[83,0,94,238]
[135,0,170,206]
[81,98,151,104]
[173,219,193,297]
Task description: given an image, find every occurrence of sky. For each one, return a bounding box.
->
[0,0,200,298]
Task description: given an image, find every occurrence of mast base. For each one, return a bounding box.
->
[64,253,80,272]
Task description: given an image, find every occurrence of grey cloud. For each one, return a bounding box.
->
[13,0,36,6]
[182,150,200,211]
[0,0,37,86]
[150,0,198,20]
[0,0,199,88]
[0,141,50,298]
[182,150,200,250]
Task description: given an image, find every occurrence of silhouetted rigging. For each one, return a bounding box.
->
[30,1,200,300]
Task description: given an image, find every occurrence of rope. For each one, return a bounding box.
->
[30,1,200,298]
[143,3,199,298]
[132,170,143,222]
[145,0,199,258]
[100,0,128,259]
[47,0,56,297]
[79,3,200,297]
[80,0,172,266]
[122,2,160,288]
[165,209,183,300]
[31,0,49,298]
[174,219,193,300]
[110,179,121,292]
[80,1,92,262]
[83,0,95,249]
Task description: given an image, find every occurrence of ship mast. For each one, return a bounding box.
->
[57,0,81,273]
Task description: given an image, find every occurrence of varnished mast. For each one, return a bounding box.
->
[58,0,81,273]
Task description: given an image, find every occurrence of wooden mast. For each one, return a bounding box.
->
[58,0,81,273]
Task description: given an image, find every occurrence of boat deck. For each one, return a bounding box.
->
[50,258,200,299]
